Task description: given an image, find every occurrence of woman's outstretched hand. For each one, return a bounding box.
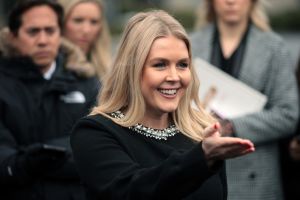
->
[202,123,255,167]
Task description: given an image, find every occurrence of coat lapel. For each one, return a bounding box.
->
[239,25,271,92]
[191,24,214,62]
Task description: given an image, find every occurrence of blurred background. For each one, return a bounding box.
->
[0,0,299,65]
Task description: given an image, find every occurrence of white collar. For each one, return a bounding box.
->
[43,61,56,80]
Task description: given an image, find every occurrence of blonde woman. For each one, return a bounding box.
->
[71,10,254,199]
[58,0,111,79]
[190,0,299,200]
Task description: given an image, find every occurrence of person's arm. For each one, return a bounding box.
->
[0,132,68,186]
[0,104,68,185]
[231,42,299,144]
[71,118,253,199]
[43,136,77,180]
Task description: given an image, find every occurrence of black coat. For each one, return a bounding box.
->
[71,114,227,200]
[0,53,99,200]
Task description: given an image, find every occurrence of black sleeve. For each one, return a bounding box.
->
[0,103,69,185]
[71,118,222,200]
[0,116,32,185]
[0,129,70,186]
[44,136,78,180]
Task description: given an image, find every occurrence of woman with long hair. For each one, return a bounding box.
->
[58,0,111,79]
[70,10,254,199]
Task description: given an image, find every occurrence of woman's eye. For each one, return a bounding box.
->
[153,62,166,68]
[73,18,84,23]
[178,62,189,68]
[90,19,99,25]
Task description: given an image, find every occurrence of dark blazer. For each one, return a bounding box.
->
[190,24,299,200]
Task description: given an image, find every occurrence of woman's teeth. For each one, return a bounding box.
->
[159,89,177,95]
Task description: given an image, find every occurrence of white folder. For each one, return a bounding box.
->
[194,58,267,119]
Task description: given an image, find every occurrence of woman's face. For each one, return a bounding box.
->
[141,35,191,119]
[213,0,253,26]
[64,2,102,54]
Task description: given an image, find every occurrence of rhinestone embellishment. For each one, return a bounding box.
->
[110,111,179,140]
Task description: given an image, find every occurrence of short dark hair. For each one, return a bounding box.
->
[8,0,64,35]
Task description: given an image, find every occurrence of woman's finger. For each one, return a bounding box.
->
[203,122,220,138]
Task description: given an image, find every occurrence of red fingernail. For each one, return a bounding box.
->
[214,123,218,130]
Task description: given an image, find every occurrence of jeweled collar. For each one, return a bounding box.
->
[110,111,179,140]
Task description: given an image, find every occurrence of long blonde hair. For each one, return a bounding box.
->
[58,0,111,79]
[91,10,215,141]
[195,0,271,31]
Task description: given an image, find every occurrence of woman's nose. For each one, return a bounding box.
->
[166,66,180,81]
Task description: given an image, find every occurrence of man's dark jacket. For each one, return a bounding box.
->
[0,51,99,199]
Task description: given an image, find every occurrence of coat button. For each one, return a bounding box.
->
[249,172,256,179]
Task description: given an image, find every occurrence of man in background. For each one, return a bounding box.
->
[0,0,98,199]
